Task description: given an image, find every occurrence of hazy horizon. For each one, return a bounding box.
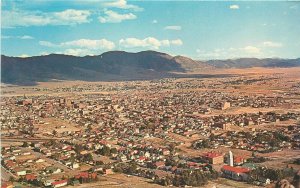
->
[1,50,299,61]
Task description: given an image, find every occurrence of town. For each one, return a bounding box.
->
[1,69,300,188]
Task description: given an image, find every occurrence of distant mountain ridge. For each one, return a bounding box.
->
[1,51,299,85]
[206,58,300,68]
[1,51,208,85]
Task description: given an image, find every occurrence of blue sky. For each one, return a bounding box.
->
[1,0,300,60]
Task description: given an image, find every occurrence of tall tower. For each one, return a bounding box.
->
[228,151,233,166]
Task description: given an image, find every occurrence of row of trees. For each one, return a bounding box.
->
[192,139,213,149]
[154,169,219,187]
[97,145,117,156]
[249,166,296,182]
[114,161,218,187]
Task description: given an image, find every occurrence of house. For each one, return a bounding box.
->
[117,155,127,162]
[25,174,37,182]
[90,166,103,172]
[222,102,231,110]
[72,163,80,169]
[103,168,114,175]
[43,179,55,187]
[51,179,68,188]
[1,181,13,188]
[15,168,27,176]
[45,166,62,174]
[35,158,45,163]
[221,165,250,181]
[234,156,247,166]
[75,172,89,179]
[154,161,165,168]
[162,149,170,156]
[202,152,224,164]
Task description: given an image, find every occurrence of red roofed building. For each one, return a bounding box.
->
[234,156,247,166]
[25,174,37,181]
[154,161,165,168]
[75,172,89,179]
[202,152,224,164]
[1,181,13,188]
[221,165,250,181]
[5,160,15,168]
[75,171,98,180]
[51,179,68,188]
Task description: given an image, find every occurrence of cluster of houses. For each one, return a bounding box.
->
[1,76,300,187]
[193,126,300,152]
[1,145,100,188]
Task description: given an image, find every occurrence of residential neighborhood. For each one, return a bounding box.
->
[1,72,300,187]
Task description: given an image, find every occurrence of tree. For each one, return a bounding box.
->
[9,176,15,182]
[52,130,57,136]
[209,133,216,141]
[84,153,93,162]
[22,142,29,147]
[127,162,137,174]
[98,145,111,156]
[96,160,104,165]
[70,153,76,164]
[110,148,117,154]
[87,124,92,131]
[75,144,84,154]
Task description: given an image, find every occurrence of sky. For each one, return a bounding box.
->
[1,0,300,60]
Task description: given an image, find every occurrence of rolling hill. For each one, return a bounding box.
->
[2,51,300,85]
[1,51,209,85]
[206,58,300,68]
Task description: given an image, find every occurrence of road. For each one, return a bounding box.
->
[1,137,69,143]
[1,166,17,181]
[21,148,72,173]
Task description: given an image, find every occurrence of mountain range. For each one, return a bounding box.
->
[207,58,300,68]
[1,51,300,85]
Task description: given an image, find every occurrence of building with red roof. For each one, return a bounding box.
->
[234,156,247,166]
[221,165,250,181]
[154,161,165,168]
[25,174,37,181]
[1,181,13,188]
[75,172,89,179]
[51,179,68,188]
[202,151,224,164]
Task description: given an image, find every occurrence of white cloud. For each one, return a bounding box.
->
[61,39,115,50]
[39,41,58,47]
[2,35,34,39]
[196,45,263,60]
[243,46,260,54]
[39,39,115,56]
[229,5,239,9]
[40,39,115,50]
[2,36,11,39]
[98,10,136,23]
[63,49,94,56]
[40,52,50,56]
[263,41,282,48]
[53,9,91,24]
[164,25,182,31]
[2,9,91,27]
[103,0,143,11]
[19,35,34,39]
[152,20,158,24]
[18,54,30,58]
[119,37,182,49]
[170,39,183,46]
